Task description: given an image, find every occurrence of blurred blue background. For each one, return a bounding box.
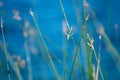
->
[0,0,120,80]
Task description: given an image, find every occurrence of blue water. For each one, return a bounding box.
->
[0,0,120,80]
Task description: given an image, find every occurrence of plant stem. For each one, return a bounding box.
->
[31,12,60,80]
[68,33,83,80]
[59,0,76,48]
[1,26,11,80]
[0,60,6,80]
[93,49,104,80]
[59,0,70,30]
[0,42,22,80]
[24,40,33,80]
[63,39,68,80]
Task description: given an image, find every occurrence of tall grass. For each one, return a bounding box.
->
[1,17,11,80]
[29,9,60,80]
[0,0,120,80]
[0,60,6,80]
[24,40,33,80]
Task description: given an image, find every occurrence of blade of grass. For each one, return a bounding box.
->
[63,39,68,80]
[59,0,76,47]
[93,47,104,80]
[1,17,11,80]
[24,40,33,80]
[0,42,22,80]
[0,60,6,80]
[30,10,60,80]
[95,53,100,80]
[68,32,84,80]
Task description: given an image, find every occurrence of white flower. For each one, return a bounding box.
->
[87,34,94,50]
[66,27,73,40]
[85,15,90,21]
[84,1,89,7]
[99,34,102,40]
[1,17,4,28]
[29,8,34,16]
[12,9,21,21]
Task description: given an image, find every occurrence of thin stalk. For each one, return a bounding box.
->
[68,22,85,80]
[24,40,33,80]
[77,55,84,80]
[95,54,100,80]
[68,33,83,80]
[1,19,11,80]
[59,0,76,47]
[59,1,82,79]
[0,60,6,80]
[93,49,104,80]
[30,11,60,80]
[63,39,68,80]
[95,35,102,80]
[73,0,88,79]
[87,48,93,80]
[8,54,22,80]
[83,0,87,31]
[0,42,22,80]
[14,62,23,80]
[35,37,78,79]
[59,0,70,30]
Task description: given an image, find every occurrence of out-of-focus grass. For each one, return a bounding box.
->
[0,0,120,80]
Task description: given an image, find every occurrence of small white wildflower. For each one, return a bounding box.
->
[62,20,68,34]
[87,42,91,47]
[12,9,21,21]
[87,34,94,50]
[1,17,4,28]
[66,27,73,40]
[86,33,90,41]
[13,55,26,68]
[19,60,26,68]
[63,27,67,35]
[67,34,70,40]
[29,29,35,36]
[99,34,102,40]
[87,42,94,50]
[84,1,89,7]
[29,8,34,16]
[62,20,73,40]
[90,38,94,45]
[85,14,90,21]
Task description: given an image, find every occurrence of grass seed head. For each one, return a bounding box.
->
[85,14,90,21]
[87,34,94,50]
[1,17,4,28]
[29,8,34,16]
